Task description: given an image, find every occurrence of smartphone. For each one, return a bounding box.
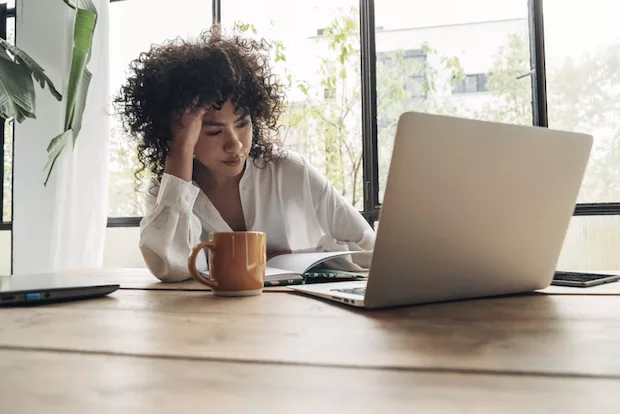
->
[552,271,620,288]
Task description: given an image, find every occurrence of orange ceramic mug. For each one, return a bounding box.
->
[188,231,266,296]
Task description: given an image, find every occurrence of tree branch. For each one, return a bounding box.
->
[304,94,340,130]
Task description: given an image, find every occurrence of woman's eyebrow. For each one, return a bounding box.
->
[203,115,248,127]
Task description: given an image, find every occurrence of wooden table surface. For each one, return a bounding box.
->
[2,268,620,413]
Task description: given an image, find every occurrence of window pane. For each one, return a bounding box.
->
[222,0,363,209]
[376,0,532,202]
[3,119,12,222]
[0,1,15,8]
[545,0,620,203]
[0,230,10,275]
[557,216,620,272]
[7,16,14,45]
[109,0,213,216]
[3,18,14,222]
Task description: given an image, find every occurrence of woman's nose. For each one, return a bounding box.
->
[223,130,243,153]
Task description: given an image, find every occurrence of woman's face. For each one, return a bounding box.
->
[194,100,253,179]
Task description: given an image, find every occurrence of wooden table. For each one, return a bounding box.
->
[2,268,620,413]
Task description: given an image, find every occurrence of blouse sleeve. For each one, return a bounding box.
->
[139,173,205,282]
[301,157,376,270]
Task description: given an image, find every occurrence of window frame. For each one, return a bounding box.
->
[1,2,15,278]
[0,3,6,227]
[0,3,13,230]
[105,0,620,227]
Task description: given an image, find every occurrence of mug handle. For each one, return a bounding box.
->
[188,241,218,289]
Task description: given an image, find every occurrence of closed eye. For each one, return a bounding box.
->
[203,118,250,136]
[205,128,221,136]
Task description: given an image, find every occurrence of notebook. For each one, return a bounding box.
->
[199,251,370,287]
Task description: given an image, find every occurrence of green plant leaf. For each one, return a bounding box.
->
[0,38,62,101]
[77,0,98,61]
[43,129,73,186]
[63,8,95,130]
[72,67,91,145]
[0,56,36,122]
[44,5,97,186]
[13,104,33,123]
[64,50,87,129]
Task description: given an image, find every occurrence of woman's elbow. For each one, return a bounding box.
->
[139,245,192,283]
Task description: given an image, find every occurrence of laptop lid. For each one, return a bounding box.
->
[364,112,592,308]
[0,273,120,305]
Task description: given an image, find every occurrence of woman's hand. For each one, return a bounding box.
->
[171,107,206,150]
[165,107,206,181]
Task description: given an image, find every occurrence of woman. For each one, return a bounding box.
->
[114,26,375,282]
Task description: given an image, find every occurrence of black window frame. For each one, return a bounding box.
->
[1,3,15,277]
[0,3,8,230]
[0,3,17,273]
[0,2,14,231]
[102,0,620,227]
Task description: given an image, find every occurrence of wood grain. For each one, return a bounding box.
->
[16,288,620,319]
[1,290,620,377]
[1,349,619,414]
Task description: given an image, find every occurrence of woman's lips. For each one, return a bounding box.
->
[223,158,242,167]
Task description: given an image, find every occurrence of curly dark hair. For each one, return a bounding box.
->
[113,25,285,187]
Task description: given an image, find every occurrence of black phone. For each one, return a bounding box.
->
[552,271,620,288]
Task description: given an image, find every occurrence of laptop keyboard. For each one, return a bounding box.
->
[553,271,614,282]
[331,287,366,296]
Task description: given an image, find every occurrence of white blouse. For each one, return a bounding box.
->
[139,150,376,282]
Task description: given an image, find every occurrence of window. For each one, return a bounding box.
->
[377,49,426,65]
[3,15,14,223]
[543,0,620,271]
[222,0,363,208]
[5,12,11,42]
[1,3,15,275]
[557,216,620,271]
[108,0,214,218]
[3,111,11,223]
[378,49,427,98]
[544,0,620,204]
[375,0,532,202]
[405,75,425,98]
[105,0,620,271]
[452,73,488,94]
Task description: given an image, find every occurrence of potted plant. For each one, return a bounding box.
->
[0,0,97,184]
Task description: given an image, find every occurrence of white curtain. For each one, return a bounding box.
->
[49,0,110,269]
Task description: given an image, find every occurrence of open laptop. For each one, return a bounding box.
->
[290,111,593,308]
[0,273,119,305]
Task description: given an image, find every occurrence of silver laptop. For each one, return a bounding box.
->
[0,273,119,305]
[290,111,593,308]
